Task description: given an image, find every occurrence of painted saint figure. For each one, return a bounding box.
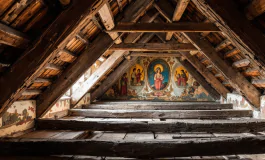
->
[136,69,143,85]
[131,68,137,85]
[180,70,188,86]
[120,73,128,96]
[154,67,164,90]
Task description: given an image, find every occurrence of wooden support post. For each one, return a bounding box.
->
[37,118,265,133]
[0,23,30,49]
[109,43,197,51]
[166,0,190,40]
[109,23,220,33]
[177,58,220,100]
[36,0,154,117]
[183,32,261,108]
[3,135,265,157]
[98,2,122,44]
[0,0,104,115]
[192,0,265,73]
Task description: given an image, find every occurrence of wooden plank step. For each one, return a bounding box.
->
[83,103,233,110]
[69,109,252,119]
[36,119,265,133]
[19,130,86,139]
[2,136,265,157]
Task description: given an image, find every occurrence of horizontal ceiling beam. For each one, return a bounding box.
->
[108,22,220,32]
[129,52,182,57]
[0,23,30,49]
[109,43,197,51]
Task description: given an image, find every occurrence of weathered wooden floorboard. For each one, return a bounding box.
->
[36,118,265,133]
[83,103,233,110]
[69,109,252,119]
[2,136,265,157]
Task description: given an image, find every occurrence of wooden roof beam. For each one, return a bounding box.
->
[215,39,232,52]
[0,23,30,49]
[232,59,250,68]
[0,0,105,115]
[22,89,42,96]
[98,2,122,44]
[34,78,52,83]
[36,0,154,117]
[224,48,240,58]
[109,43,197,52]
[166,0,190,40]
[192,0,265,74]
[252,79,265,88]
[243,68,261,77]
[109,23,220,33]
[245,0,265,20]
[129,52,182,57]
[70,51,125,107]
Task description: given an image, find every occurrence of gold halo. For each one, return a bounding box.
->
[154,64,164,72]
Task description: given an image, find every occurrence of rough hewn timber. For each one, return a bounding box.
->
[192,0,265,74]
[109,23,220,32]
[129,52,181,57]
[36,33,113,117]
[177,58,220,100]
[69,109,252,119]
[183,32,261,108]
[3,136,265,157]
[0,0,102,115]
[83,103,232,110]
[0,23,30,48]
[36,0,154,117]
[180,52,230,99]
[109,43,197,51]
[37,118,265,133]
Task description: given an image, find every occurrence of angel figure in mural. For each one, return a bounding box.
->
[120,73,128,96]
[154,67,164,90]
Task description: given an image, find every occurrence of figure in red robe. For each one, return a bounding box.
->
[120,73,128,96]
[136,69,143,84]
[154,67,164,90]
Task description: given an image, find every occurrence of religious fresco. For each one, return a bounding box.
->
[0,100,36,137]
[103,57,214,101]
[148,59,170,91]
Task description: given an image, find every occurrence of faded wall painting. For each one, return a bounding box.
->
[103,57,214,101]
[0,100,36,137]
[148,59,170,91]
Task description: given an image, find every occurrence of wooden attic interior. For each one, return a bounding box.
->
[0,0,265,159]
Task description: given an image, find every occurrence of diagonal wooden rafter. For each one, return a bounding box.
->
[192,0,265,75]
[36,0,154,117]
[167,0,190,40]
[70,11,159,107]
[0,23,30,49]
[0,0,105,115]
[155,0,261,108]
[91,33,155,101]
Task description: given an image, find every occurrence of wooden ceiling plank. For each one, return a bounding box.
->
[0,23,30,49]
[109,22,220,32]
[45,63,63,71]
[36,0,154,117]
[166,0,190,40]
[130,52,181,57]
[34,78,52,83]
[98,2,122,44]
[232,59,251,68]
[109,43,197,51]
[0,0,104,115]
[192,0,265,75]
[22,89,42,96]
